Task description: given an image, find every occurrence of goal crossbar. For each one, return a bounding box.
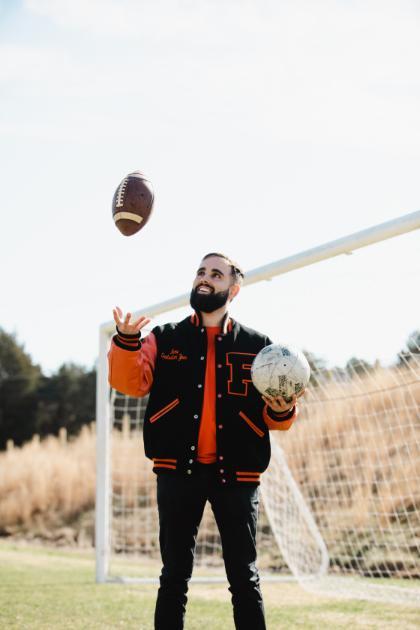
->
[99,209,420,334]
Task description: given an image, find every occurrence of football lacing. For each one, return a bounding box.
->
[115,177,129,208]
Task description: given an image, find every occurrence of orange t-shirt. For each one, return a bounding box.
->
[197,327,220,464]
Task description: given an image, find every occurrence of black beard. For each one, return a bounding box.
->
[190,287,230,313]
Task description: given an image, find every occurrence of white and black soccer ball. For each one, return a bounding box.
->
[251,343,310,402]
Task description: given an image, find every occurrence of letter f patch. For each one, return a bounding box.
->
[226,352,256,396]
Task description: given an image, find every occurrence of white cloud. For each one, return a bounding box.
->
[24,0,139,36]
[17,1,420,94]
[0,44,75,82]
[1,1,417,151]
[24,0,246,41]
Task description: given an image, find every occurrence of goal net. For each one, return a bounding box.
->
[96,212,420,605]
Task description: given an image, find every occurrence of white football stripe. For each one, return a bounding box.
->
[113,212,143,224]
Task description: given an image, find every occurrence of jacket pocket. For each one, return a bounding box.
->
[239,411,265,438]
[149,398,180,423]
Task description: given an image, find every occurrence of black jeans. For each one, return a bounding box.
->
[154,465,266,630]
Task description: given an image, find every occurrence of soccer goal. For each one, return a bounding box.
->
[96,210,420,606]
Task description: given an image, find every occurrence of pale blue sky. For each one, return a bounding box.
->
[1,0,419,373]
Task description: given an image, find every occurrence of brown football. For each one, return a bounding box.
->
[112,171,154,236]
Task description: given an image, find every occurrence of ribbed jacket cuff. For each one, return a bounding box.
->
[266,404,296,422]
[113,327,141,351]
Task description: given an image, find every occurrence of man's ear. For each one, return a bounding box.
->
[229,284,241,301]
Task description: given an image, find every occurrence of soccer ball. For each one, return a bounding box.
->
[251,343,310,402]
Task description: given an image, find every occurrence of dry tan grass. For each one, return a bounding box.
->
[276,366,420,576]
[0,425,96,540]
[0,364,419,575]
[280,368,420,521]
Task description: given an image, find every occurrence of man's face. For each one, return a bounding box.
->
[190,256,238,313]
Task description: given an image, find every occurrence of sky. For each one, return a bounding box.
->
[1,0,419,374]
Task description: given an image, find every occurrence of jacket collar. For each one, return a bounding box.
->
[190,311,233,335]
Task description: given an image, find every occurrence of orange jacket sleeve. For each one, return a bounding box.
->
[108,332,157,397]
[262,404,297,431]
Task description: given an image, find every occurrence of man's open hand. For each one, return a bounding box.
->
[262,389,305,414]
[113,306,151,335]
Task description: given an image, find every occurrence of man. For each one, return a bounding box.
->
[108,253,302,630]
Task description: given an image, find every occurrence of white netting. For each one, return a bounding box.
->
[263,356,420,604]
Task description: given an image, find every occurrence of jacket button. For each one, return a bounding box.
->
[217,336,222,341]
[220,469,224,473]
[200,356,205,360]
[222,479,226,483]
[193,414,199,419]
[198,384,202,388]
[191,445,196,450]
[219,455,224,461]
[218,424,223,429]
[217,393,222,398]
[217,364,222,368]
[201,328,205,333]
[189,459,193,464]
[187,469,192,474]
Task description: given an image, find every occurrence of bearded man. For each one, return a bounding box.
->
[108,253,302,630]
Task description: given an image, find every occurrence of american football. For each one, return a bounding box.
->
[112,171,154,236]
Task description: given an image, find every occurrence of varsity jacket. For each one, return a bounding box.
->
[108,313,296,486]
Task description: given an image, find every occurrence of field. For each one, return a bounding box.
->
[1,542,419,630]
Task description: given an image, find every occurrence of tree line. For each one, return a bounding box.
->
[0,328,95,450]
[0,326,418,450]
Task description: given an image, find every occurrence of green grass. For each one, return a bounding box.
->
[0,542,419,629]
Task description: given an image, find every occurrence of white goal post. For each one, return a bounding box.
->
[96,210,420,605]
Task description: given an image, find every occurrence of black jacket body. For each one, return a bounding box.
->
[143,314,273,485]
